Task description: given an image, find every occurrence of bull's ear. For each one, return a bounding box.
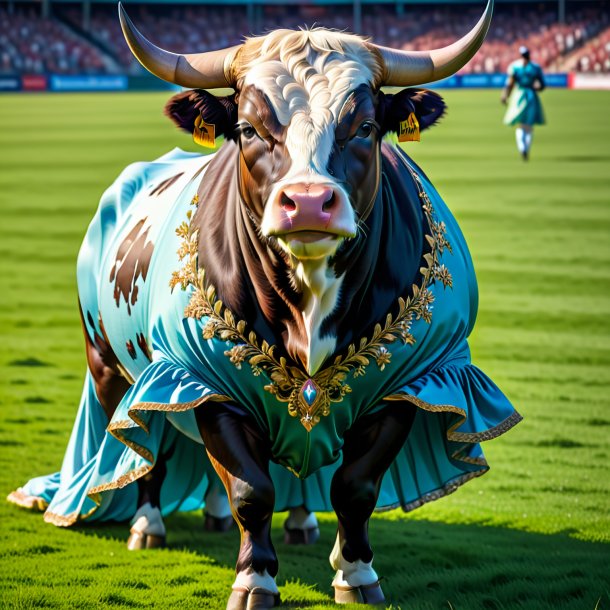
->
[164,89,238,141]
[378,88,446,136]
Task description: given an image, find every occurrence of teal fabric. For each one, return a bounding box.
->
[503,60,546,126]
[21,146,521,526]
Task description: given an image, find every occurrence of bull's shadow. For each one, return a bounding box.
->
[77,511,609,609]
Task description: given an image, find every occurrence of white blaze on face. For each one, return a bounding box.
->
[241,33,377,373]
[244,45,374,181]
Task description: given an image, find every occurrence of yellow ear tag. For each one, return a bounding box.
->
[193,115,216,148]
[398,112,420,142]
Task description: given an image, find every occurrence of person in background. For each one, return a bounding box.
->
[501,46,546,160]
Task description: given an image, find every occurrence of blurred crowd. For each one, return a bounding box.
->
[1,1,609,75]
[570,27,610,72]
[399,5,608,72]
[0,6,107,73]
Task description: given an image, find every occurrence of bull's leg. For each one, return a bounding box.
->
[81,311,169,550]
[330,402,417,605]
[127,449,168,550]
[195,404,280,610]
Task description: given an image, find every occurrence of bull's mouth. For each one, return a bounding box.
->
[275,230,345,260]
[281,230,340,243]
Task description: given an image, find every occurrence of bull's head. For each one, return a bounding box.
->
[119,2,491,372]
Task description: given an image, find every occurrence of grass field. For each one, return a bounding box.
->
[0,88,609,609]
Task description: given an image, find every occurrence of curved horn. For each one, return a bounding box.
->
[374,0,493,86]
[118,2,240,89]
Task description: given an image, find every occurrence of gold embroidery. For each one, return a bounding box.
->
[170,166,453,431]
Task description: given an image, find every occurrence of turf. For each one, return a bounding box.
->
[0,89,609,609]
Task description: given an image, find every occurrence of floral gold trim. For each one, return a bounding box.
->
[170,166,453,431]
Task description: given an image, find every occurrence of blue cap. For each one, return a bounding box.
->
[519,46,530,56]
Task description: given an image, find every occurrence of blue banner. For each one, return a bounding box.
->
[0,72,571,93]
[544,73,569,88]
[426,72,569,89]
[0,76,21,92]
[49,75,128,92]
[461,73,506,88]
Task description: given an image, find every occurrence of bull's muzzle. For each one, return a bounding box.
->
[263,183,356,259]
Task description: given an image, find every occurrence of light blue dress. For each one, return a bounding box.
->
[15,146,521,526]
[504,60,546,126]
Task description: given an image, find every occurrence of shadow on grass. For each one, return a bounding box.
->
[72,512,610,610]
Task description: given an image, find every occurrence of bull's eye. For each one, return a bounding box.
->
[356,121,375,139]
[240,124,257,140]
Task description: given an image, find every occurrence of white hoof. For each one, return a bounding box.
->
[127,503,166,550]
[130,502,166,536]
[233,568,278,595]
[330,533,379,587]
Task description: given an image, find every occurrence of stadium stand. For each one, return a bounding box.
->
[560,26,610,72]
[398,5,608,72]
[1,1,609,76]
[0,5,113,74]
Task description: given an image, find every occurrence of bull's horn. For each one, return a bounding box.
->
[118,2,240,88]
[374,0,493,86]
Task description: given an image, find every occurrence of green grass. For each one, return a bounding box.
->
[1,89,609,609]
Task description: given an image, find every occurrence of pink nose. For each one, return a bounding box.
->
[279,184,336,229]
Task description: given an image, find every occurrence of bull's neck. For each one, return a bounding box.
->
[292,257,344,374]
[195,143,324,371]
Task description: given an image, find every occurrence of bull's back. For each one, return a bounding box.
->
[77,148,213,383]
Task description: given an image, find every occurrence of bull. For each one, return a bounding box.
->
[9,0,521,606]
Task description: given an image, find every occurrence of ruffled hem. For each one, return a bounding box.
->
[377,362,521,512]
[7,488,49,512]
[13,361,227,527]
[45,358,338,525]
[30,356,520,525]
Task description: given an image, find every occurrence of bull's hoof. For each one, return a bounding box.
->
[204,513,235,533]
[227,586,280,610]
[126,531,166,550]
[7,488,48,512]
[334,581,385,605]
[283,524,320,545]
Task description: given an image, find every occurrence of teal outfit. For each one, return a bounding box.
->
[503,60,546,126]
[18,146,521,526]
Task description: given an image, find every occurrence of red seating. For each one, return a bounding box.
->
[1,3,608,75]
